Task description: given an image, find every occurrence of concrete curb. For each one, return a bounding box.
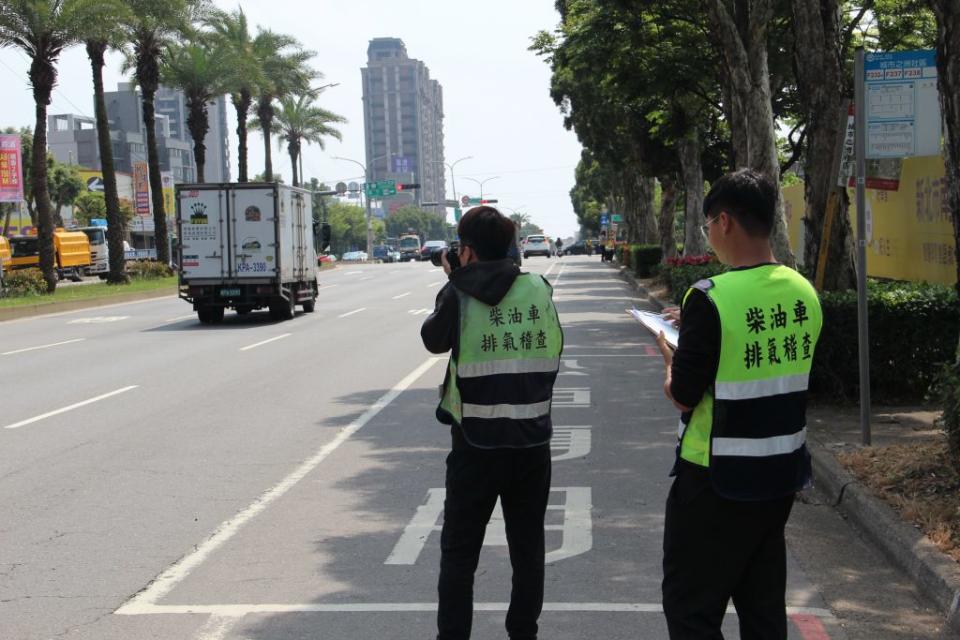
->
[0,287,177,323]
[809,440,960,634]
[616,260,960,632]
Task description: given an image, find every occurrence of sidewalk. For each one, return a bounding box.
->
[618,263,960,636]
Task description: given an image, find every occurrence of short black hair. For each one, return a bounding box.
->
[702,169,777,238]
[457,206,515,260]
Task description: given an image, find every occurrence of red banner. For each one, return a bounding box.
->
[0,134,24,203]
[133,161,150,216]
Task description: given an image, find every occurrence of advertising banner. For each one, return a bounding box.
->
[0,134,24,203]
[133,161,150,216]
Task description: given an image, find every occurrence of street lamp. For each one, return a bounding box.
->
[433,155,472,210]
[332,156,374,257]
[461,175,500,201]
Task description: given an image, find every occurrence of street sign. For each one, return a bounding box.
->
[335,182,347,195]
[460,195,470,207]
[599,214,609,225]
[445,199,459,208]
[467,197,483,205]
[363,180,398,198]
[454,207,462,222]
[864,50,940,159]
[611,214,623,223]
[347,181,360,193]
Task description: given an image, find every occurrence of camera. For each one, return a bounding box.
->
[430,242,460,270]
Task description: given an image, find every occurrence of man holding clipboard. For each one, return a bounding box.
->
[637,169,823,639]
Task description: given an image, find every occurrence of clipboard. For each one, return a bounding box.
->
[627,307,679,349]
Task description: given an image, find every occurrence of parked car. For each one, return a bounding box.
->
[341,251,368,262]
[373,245,400,263]
[523,234,552,259]
[318,253,337,265]
[563,241,587,256]
[420,240,448,261]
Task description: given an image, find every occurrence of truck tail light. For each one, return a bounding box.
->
[256,286,274,295]
[189,286,205,296]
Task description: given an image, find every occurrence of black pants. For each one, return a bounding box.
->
[662,465,796,640]
[437,443,552,640]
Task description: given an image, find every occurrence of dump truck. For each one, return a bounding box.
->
[6,229,91,281]
[176,183,331,324]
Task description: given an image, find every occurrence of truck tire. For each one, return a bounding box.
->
[269,295,295,321]
[198,306,224,324]
[302,298,316,313]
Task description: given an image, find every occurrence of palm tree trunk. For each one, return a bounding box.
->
[258,96,274,181]
[288,138,299,187]
[31,58,57,292]
[140,85,170,265]
[87,40,128,283]
[234,89,251,182]
[186,96,210,184]
[2,203,10,236]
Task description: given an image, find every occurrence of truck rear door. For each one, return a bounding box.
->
[229,185,277,280]
[178,186,227,280]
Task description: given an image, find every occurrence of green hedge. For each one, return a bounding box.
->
[3,268,46,297]
[664,255,726,303]
[127,261,174,280]
[811,281,958,401]
[631,245,662,277]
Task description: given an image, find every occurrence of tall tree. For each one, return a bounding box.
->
[206,6,261,183]
[259,89,346,187]
[120,0,204,266]
[83,0,131,282]
[161,35,232,183]
[0,0,91,291]
[705,0,796,266]
[251,29,314,182]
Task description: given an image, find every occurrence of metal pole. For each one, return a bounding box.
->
[854,48,872,446]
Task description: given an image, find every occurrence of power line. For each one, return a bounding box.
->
[2,50,92,119]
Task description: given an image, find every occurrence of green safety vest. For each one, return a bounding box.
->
[679,265,823,500]
[438,273,563,448]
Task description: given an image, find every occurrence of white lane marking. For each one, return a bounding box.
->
[117,602,835,617]
[195,614,242,639]
[67,315,130,324]
[360,276,374,281]
[239,333,291,352]
[386,487,592,565]
[164,314,196,323]
[1,294,176,326]
[115,357,442,615]
[553,388,591,407]
[4,385,139,430]
[345,271,362,276]
[338,308,366,318]
[552,426,592,461]
[551,263,567,288]
[542,261,559,279]
[2,338,85,356]
[317,284,339,291]
[427,280,445,287]
[558,359,588,377]
[392,292,411,300]
[408,309,431,316]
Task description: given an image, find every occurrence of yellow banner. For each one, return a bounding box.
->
[783,155,954,285]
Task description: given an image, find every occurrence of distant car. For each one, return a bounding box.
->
[341,251,368,262]
[563,241,587,256]
[420,240,448,261]
[318,253,337,265]
[523,234,552,259]
[373,245,400,263]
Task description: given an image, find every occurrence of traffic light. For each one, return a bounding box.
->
[396,183,420,191]
[480,199,498,204]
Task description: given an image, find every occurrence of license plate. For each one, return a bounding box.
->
[220,288,241,297]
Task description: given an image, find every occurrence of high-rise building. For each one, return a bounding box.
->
[361,38,445,213]
[155,86,231,183]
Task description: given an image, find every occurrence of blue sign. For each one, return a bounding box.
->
[863,49,940,158]
[90,218,108,227]
[392,156,413,173]
[599,214,609,226]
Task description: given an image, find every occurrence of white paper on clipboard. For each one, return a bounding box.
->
[628,307,679,349]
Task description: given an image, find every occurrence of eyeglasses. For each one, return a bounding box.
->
[700,216,720,236]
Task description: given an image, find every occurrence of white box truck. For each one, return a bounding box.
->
[176,183,330,324]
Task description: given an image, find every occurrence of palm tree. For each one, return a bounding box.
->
[206,6,261,183]
[161,36,232,183]
[0,0,90,292]
[82,0,130,282]
[119,0,204,266]
[251,29,314,181]
[509,212,531,228]
[257,89,346,187]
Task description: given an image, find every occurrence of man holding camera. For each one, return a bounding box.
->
[421,206,564,640]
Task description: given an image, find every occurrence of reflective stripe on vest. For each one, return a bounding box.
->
[462,399,552,420]
[712,427,807,457]
[714,373,810,400]
[458,357,561,378]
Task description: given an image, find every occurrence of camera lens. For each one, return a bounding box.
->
[430,248,444,267]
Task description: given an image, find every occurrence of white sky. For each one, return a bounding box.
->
[0,0,583,238]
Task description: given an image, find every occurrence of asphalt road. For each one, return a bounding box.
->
[0,256,945,639]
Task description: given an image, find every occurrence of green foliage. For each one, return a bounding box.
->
[49,162,84,216]
[811,281,959,401]
[386,206,448,242]
[936,361,960,473]
[126,260,173,279]
[4,268,47,297]
[73,191,108,225]
[630,244,662,277]
[519,222,544,237]
[663,255,726,304]
[326,202,384,255]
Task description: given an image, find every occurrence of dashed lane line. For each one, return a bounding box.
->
[392,292,411,300]
[338,308,366,318]
[239,334,291,352]
[2,338,85,356]
[4,385,139,430]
